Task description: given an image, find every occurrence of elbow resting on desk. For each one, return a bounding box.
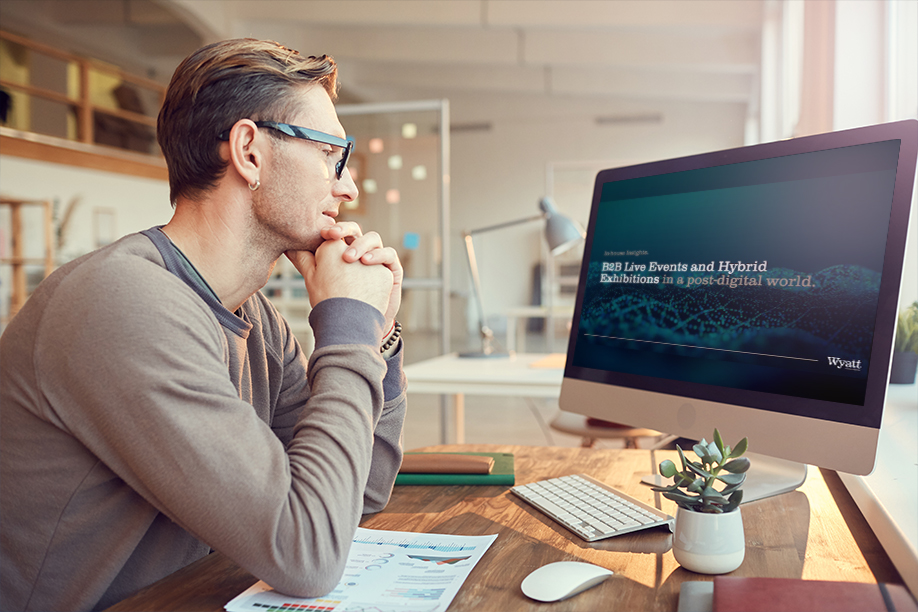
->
[242,358,407,598]
[247,417,406,597]
[267,556,349,600]
[265,569,346,600]
[363,484,395,515]
[255,521,354,597]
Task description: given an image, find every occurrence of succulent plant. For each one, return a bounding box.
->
[895,301,918,354]
[652,429,750,514]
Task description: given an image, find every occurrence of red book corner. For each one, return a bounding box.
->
[713,577,917,612]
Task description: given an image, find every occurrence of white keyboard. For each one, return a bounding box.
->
[511,474,674,542]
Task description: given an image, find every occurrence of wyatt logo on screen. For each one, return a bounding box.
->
[827,356,863,372]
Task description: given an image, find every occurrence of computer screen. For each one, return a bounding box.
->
[560,119,917,477]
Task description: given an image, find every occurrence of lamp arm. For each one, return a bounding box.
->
[463,212,547,353]
[460,201,583,356]
[466,212,547,237]
[463,233,490,343]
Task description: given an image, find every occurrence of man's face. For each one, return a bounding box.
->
[250,85,358,253]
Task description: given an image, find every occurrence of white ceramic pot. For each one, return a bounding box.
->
[672,506,745,574]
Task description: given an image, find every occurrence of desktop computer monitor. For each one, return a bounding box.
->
[559,120,917,488]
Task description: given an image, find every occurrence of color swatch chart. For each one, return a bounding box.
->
[251,600,339,612]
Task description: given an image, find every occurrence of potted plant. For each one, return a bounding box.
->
[652,429,750,574]
[891,301,918,384]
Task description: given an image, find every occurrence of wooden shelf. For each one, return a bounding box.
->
[1,257,50,265]
[0,127,167,181]
[1,198,54,321]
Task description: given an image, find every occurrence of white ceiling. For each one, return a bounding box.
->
[183,0,763,115]
[0,0,765,126]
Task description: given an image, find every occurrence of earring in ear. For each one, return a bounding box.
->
[248,180,260,192]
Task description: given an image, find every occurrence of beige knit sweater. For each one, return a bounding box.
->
[0,230,406,611]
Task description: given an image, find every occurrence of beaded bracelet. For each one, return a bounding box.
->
[380,320,402,353]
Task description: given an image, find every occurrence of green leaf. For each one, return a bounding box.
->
[722,457,751,473]
[685,461,713,479]
[660,459,678,478]
[675,472,695,486]
[688,478,705,493]
[701,487,727,503]
[693,440,710,462]
[723,489,744,513]
[663,490,700,505]
[713,429,726,457]
[706,440,723,464]
[716,472,746,485]
[719,482,743,497]
[729,437,749,458]
[676,445,690,470]
[676,499,702,511]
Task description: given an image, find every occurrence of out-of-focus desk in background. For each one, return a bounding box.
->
[403,353,563,444]
[107,445,906,612]
[504,305,575,353]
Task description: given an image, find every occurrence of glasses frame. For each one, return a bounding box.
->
[218,120,355,180]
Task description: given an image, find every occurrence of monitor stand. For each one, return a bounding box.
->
[641,452,808,504]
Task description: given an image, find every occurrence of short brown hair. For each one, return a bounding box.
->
[157,39,338,204]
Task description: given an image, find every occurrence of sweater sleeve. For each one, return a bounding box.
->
[35,257,394,598]
[266,297,407,515]
[363,342,407,513]
[307,299,408,514]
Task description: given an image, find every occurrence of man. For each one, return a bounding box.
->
[0,39,406,611]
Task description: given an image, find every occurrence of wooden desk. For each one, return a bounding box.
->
[107,445,904,612]
[403,353,563,443]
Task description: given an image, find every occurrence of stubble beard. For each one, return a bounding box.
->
[250,165,324,256]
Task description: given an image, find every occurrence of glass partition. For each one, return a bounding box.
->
[265,100,451,364]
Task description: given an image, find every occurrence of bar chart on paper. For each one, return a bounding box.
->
[224,529,498,612]
[352,532,480,553]
[405,555,468,565]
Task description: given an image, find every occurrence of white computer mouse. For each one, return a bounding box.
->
[520,561,614,602]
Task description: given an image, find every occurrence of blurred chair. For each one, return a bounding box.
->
[549,411,666,449]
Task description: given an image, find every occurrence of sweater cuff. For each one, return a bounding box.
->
[382,339,407,401]
[309,298,386,349]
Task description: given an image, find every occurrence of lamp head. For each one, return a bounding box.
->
[540,197,585,255]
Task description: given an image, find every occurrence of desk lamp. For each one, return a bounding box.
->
[461,197,585,358]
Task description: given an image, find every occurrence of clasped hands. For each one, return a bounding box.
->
[285,223,402,335]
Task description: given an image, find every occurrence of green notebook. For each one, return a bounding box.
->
[394,452,515,486]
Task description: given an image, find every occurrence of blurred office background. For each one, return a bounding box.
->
[1,0,915,449]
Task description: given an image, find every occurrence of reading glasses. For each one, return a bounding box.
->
[218,121,354,180]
